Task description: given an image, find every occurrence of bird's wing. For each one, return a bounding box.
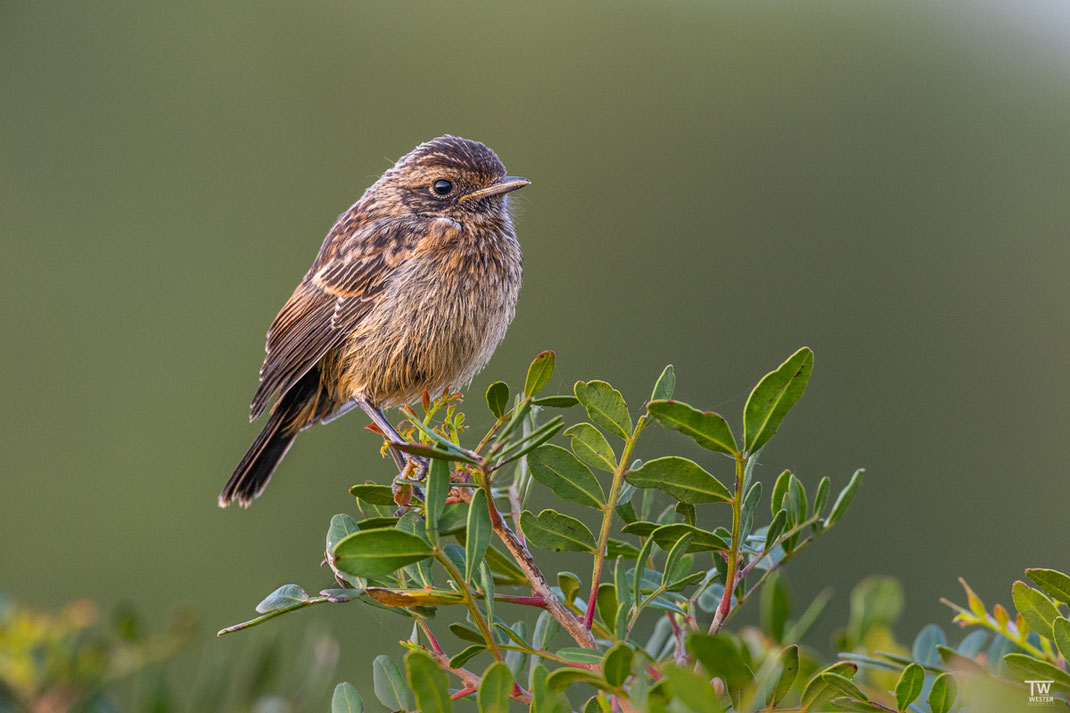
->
[249,215,443,419]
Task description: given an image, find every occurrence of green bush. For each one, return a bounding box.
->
[221,348,879,712]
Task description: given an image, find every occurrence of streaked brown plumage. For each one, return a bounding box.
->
[220,136,527,507]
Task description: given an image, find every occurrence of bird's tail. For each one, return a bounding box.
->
[219,371,318,508]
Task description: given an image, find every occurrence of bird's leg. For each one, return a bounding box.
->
[356,398,428,477]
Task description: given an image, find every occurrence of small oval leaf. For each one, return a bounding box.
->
[520,509,598,552]
[332,682,364,713]
[575,380,632,440]
[626,457,731,504]
[743,347,814,453]
[527,444,607,509]
[646,400,737,455]
[525,351,555,398]
[333,529,434,578]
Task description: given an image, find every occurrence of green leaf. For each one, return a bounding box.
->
[771,470,791,519]
[927,673,957,713]
[350,483,397,506]
[1003,653,1070,690]
[651,523,729,552]
[481,562,496,628]
[788,475,807,525]
[687,634,752,691]
[439,501,468,535]
[530,664,568,713]
[743,347,814,453]
[449,645,487,669]
[813,476,830,518]
[365,587,463,607]
[596,583,617,629]
[486,382,510,419]
[606,539,640,559]
[373,655,411,712]
[425,457,450,542]
[357,516,399,530]
[740,482,762,540]
[485,546,527,586]
[625,457,731,504]
[527,444,607,509]
[820,672,867,702]
[574,380,632,440]
[662,534,694,588]
[761,572,790,643]
[646,400,737,455]
[533,610,562,651]
[826,469,864,527]
[1027,568,1070,605]
[545,668,610,692]
[520,510,597,552]
[332,682,363,713]
[478,661,513,713]
[651,365,676,401]
[604,643,633,688]
[256,584,309,613]
[393,441,478,464]
[532,395,579,408]
[406,650,452,713]
[497,416,565,466]
[327,514,361,552]
[565,423,617,472]
[333,529,434,578]
[662,665,722,713]
[893,663,925,711]
[848,577,903,645]
[555,648,606,664]
[465,488,492,583]
[768,645,799,708]
[558,572,582,605]
[764,510,787,552]
[525,351,556,398]
[582,697,602,713]
[911,623,947,667]
[665,572,705,593]
[450,623,485,644]
[1012,580,1060,641]
[800,662,858,709]
[1054,617,1070,661]
[633,537,656,604]
[621,521,659,537]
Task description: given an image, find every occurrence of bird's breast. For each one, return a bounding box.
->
[334,225,522,408]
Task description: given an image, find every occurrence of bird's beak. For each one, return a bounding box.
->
[459,176,531,202]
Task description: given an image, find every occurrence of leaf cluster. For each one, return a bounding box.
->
[220,349,869,713]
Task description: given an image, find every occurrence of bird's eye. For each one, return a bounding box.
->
[432,179,453,196]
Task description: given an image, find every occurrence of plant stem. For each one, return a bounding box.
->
[709,453,746,634]
[427,648,533,705]
[417,617,444,655]
[723,535,819,627]
[458,485,598,649]
[585,416,646,630]
[435,550,502,661]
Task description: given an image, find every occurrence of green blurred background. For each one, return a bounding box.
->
[3,0,1069,706]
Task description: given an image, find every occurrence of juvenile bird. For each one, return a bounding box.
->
[220,136,528,507]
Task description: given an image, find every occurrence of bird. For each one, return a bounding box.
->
[219,136,528,507]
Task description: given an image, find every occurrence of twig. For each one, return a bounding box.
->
[585,416,646,629]
[458,486,598,649]
[427,648,533,705]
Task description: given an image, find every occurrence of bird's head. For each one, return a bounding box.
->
[368,135,529,224]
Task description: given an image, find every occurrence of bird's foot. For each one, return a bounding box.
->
[390,455,428,516]
[401,453,428,480]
